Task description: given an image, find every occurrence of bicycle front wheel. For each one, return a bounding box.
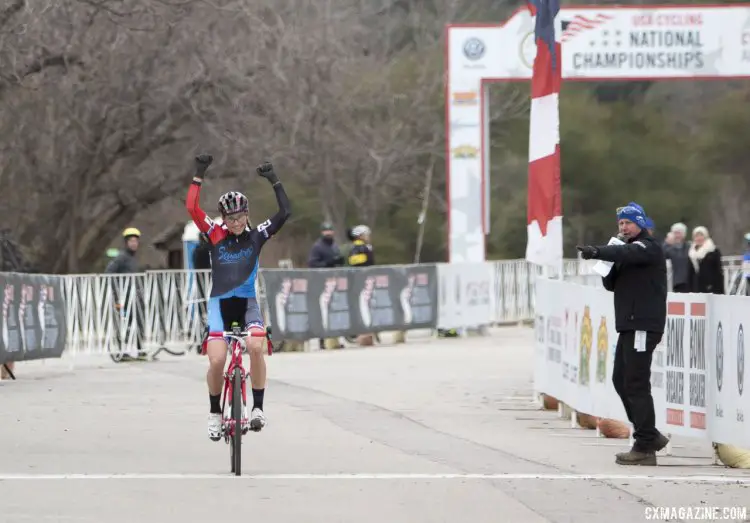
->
[231,366,243,476]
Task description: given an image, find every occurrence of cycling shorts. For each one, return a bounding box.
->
[206,296,264,342]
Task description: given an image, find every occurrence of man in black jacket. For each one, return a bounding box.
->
[577,203,669,466]
[308,222,345,268]
[105,227,145,360]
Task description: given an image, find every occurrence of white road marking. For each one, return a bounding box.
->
[0,473,748,483]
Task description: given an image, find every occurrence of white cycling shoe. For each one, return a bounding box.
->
[249,408,267,432]
[207,413,222,441]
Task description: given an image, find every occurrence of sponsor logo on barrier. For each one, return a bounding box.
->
[535,315,545,343]
[451,91,478,106]
[402,271,434,325]
[596,316,608,384]
[465,278,490,307]
[716,321,724,392]
[665,300,706,430]
[451,144,479,159]
[688,302,707,429]
[579,306,592,386]
[665,301,686,427]
[562,308,580,383]
[651,340,665,391]
[546,316,562,363]
[738,324,745,424]
[714,320,725,420]
[463,37,486,61]
[319,276,350,332]
[450,120,479,131]
[738,324,745,397]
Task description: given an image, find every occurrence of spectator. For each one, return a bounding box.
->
[105,227,146,360]
[346,225,378,346]
[663,222,691,293]
[106,228,142,274]
[347,225,375,267]
[307,222,344,350]
[308,222,344,268]
[576,202,669,465]
[687,226,725,294]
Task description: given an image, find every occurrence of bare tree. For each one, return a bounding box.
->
[0,0,223,271]
[1,0,522,271]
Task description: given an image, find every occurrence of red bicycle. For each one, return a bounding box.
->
[211,322,273,476]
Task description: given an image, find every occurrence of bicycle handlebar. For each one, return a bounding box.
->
[209,325,273,340]
[208,326,274,356]
[211,330,269,339]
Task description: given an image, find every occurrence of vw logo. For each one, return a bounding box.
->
[739,324,745,396]
[716,322,724,392]
[463,37,485,60]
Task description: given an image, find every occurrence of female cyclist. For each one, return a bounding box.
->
[186,154,291,441]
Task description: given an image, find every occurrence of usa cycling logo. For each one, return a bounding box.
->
[217,246,253,264]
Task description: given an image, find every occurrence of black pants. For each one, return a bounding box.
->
[612,330,663,451]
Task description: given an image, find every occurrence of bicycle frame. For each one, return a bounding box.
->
[209,326,273,438]
[210,325,273,476]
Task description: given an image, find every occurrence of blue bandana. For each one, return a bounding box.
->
[617,203,648,229]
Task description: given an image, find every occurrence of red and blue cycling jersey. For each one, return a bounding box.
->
[186,180,291,298]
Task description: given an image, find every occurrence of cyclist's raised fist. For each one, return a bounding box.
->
[194,154,213,176]
[256,162,278,184]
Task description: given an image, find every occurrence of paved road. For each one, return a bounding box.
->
[1,328,748,523]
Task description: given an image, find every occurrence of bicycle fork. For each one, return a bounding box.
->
[221,367,250,438]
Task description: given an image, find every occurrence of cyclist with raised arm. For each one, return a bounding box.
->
[186,154,291,441]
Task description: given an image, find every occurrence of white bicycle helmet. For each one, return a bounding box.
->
[351,225,371,238]
[218,191,248,215]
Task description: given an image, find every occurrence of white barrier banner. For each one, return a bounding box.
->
[535,279,750,447]
[534,279,627,421]
[708,296,750,447]
[437,263,493,329]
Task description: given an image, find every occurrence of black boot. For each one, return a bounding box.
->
[615,449,657,466]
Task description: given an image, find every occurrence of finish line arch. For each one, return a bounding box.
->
[445,4,750,263]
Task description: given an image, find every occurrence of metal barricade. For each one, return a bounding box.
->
[40,256,750,357]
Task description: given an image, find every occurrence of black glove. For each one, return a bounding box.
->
[257,162,279,184]
[194,154,213,178]
[576,245,599,260]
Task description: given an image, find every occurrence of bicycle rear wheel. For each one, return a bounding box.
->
[231,366,243,476]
